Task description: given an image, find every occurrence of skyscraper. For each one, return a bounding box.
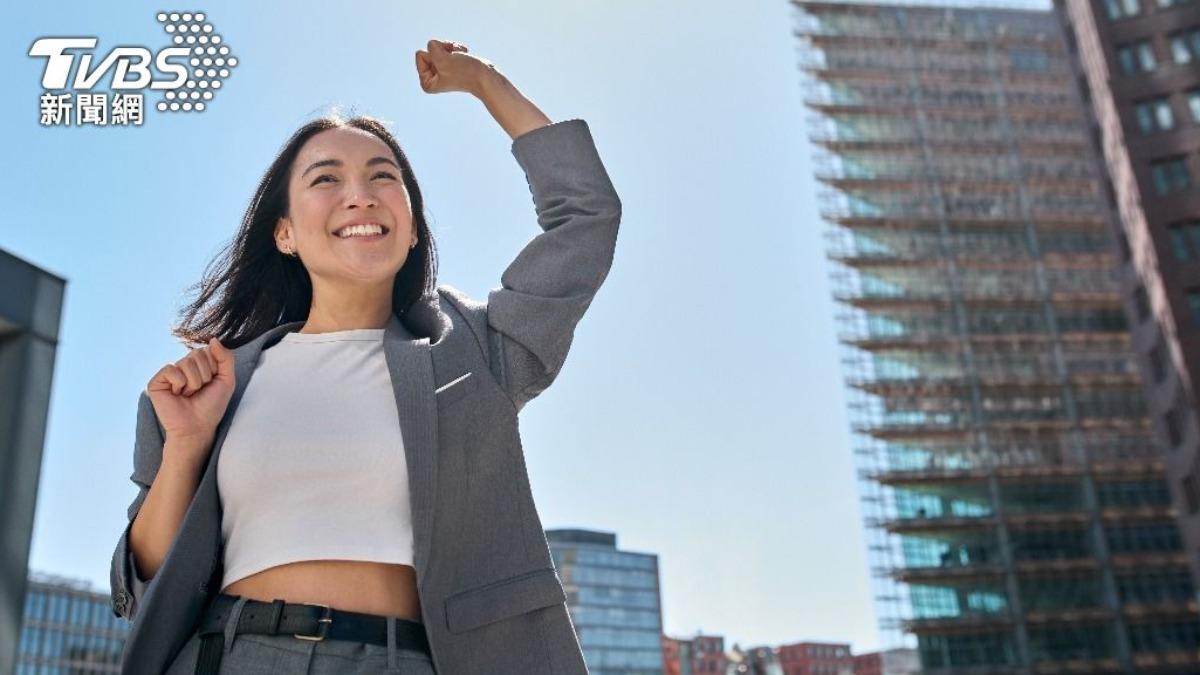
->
[1055,0,1200,603]
[794,1,1200,670]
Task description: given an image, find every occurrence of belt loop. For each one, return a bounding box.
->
[194,634,223,675]
[269,598,285,634]
[386,615,401,672]
[223,596,251,657]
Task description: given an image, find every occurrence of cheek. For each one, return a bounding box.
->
[385,194,414,223]
[294,194,335,226]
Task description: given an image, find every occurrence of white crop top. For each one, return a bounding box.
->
[216,326,414,592]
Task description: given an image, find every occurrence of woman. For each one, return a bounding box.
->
[111,38,621,675]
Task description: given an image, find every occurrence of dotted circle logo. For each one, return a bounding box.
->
[154,11,236,113]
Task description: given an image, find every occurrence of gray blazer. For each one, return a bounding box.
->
[109,117,621,675]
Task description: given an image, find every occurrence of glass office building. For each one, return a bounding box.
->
[17,572,130,674]
[547,529,665,675]
[794,1,1200,671]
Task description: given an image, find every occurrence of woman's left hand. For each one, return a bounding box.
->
[414,39,499,97]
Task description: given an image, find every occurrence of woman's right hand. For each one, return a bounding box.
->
[414,39,500,97]
[145,337,236,466]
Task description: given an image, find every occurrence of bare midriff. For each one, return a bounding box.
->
[220,560,422,622]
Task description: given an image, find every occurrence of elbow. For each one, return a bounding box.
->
[602,193,621,223]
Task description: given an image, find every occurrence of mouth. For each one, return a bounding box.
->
[333,222,391,240]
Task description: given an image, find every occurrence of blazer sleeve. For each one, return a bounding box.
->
[482,117,621,412]
[109,389,165,620]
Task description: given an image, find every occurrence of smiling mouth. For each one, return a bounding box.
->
[333,224,391,238]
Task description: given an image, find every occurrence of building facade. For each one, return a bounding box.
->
[726,645,786,675]
[777,641,854,674]
[794,1,1200,671]
[663,633,726,675]
[662,636,692,675]
[17,571,130,674]
[853,647,921,675]
[1055,0,1200,600]
[547,529,666,675]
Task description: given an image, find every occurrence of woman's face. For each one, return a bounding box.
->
[275,126,416,286]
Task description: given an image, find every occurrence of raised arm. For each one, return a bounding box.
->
[417,40,621,411]
[484,118,620,411]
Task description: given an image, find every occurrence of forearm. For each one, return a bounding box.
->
[473,69,552,141]
[127,439,207,581]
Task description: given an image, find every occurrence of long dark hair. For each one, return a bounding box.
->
[171,112,438,349]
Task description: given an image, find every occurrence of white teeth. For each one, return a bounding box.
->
[336,224,385,238]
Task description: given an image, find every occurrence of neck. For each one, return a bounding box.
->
[301,280,394,333]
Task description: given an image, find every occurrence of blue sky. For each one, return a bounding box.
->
[0,0,1054,655]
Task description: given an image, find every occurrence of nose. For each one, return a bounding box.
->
[344,178,379,209]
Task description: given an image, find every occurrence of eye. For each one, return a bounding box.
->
[310,171,397,186]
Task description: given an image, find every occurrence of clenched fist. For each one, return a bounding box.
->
[414,38,500,96]
[145,336,236,465]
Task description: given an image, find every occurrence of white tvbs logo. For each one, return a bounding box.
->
[28,11,238,127]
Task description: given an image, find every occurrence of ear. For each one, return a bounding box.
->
[274,216,292,253]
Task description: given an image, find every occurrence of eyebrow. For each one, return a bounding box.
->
[301,156,400,179]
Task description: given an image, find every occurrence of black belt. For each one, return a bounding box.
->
[193,593,430,675]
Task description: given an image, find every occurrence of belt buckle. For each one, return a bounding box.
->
[293,603,333,642]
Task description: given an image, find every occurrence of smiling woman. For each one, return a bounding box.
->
[114,38,619,675]
[137,113,443,674]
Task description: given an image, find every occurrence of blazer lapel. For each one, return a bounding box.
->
[382,312,439,581]
[186,297,447,593]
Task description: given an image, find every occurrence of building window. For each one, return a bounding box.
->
[1106,0,1142,18]
[1187,222,1200,256]
[1170,226,1191,260]
[1187,286,1200,324]
[1135,97,1176,134]
[1117,40,1157,73]
[1151,156,1191,195]
[1010,48,1050,71]
[1167,221,1200,260]
[1188,90,1200,123]
[1170,29,1200,64]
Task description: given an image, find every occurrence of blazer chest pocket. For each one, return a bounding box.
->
[443,567,567,634]
[435,371,479,408]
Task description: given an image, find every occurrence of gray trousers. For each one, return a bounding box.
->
[163,596,437,675]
